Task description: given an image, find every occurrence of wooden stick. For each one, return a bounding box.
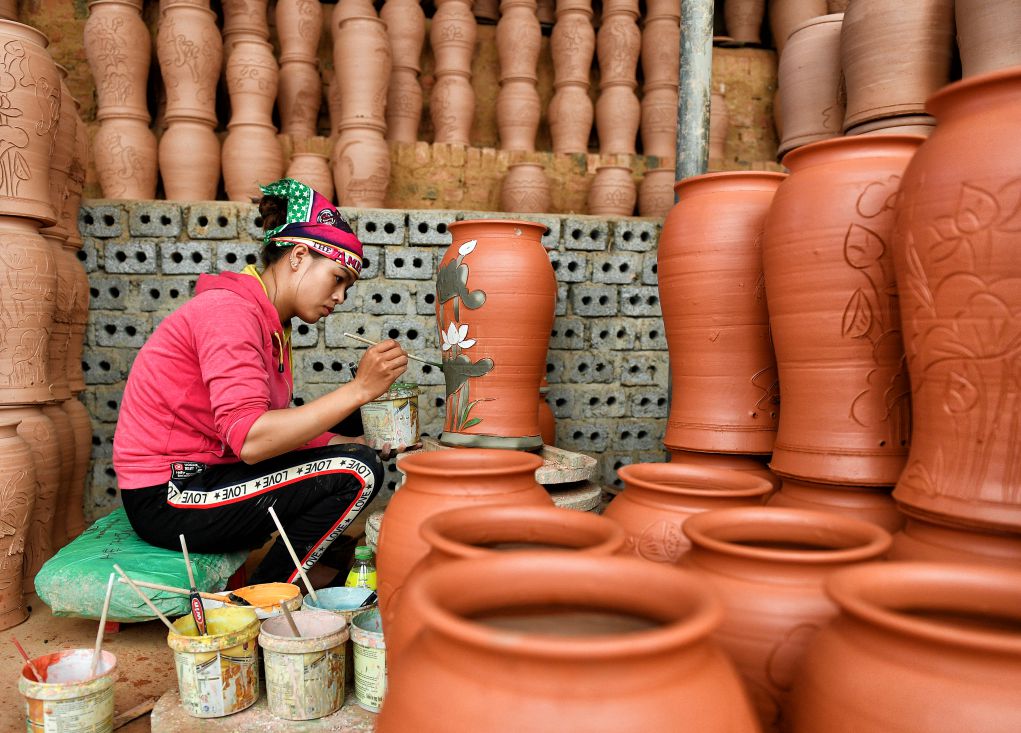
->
[279,600,301,638]
[112,698,157,730]
[115,577,235,604]
[112,565,176,632]
[343,331,442,368]
[10,636,43,681]
[90,573,115,678]
[179,534,207,635]
[267,506,319,603]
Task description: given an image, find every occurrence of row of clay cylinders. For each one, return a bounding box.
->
[0,20,92,631]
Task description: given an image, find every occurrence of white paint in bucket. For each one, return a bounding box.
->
[259,610,349,720]
[360,383,420,450]
[18,648,117,733]
[350,607,387,712]
[167,605,261,718]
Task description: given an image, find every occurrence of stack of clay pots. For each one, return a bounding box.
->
[429,0,476,146]
[0,19,89,631]
[382,0,426,146]
[636,0,679,218]
[548,0,595,157]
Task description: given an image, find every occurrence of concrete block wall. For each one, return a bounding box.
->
[78,200,669,521]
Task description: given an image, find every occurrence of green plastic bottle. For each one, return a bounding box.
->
[344,545,377,590]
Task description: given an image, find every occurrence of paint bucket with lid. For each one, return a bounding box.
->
[19,649,117,733]
[259,610,349,720]
[350,607,387,712]
[303,586,377,686]
[360,382,420,450]
[168,605,260,718]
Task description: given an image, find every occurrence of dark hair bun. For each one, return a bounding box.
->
[258,195,288,232]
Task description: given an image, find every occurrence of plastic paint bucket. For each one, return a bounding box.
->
[203,582,303,620]
[19,649,117,733]
[168,605,260,718]
[350,607,387,712]
[360,383,420,450]
[303,587,378,686]
[259,610,349,720]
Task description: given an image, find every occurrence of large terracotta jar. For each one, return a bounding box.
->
[604,462,773,563]
[496,0,541,152]
[331,123,390,207]
[763,136,921,485]
[776,14,844,158]
[223,123,284,202]
[431,0,476,145]
[386,504,626,663]
[276,0,322,138]
[768,477,903,533]
[549,0,594,154]
[94,115,158,199]
[61,397,91,541]
[681,506,891,733]
[375,449,551,623]
[286,151,333,200]
[499,162,551,213]
[638,166,674,218]
[724,0,764,43]
[12,407,58,594]
[669,449,780,491]
[381,0,425,144]
[956,0,1021,78]
[790,563,1021,733]
[43,402,73,551]
[0,413,35,630]
[435,220,555,449]
[595,0,640,155]
[587,164,636,216]
[840,0,954,130]
[43,239,73,401]
[640,0,679,159]
[769,0,827,56]
[890,68,1021,532]
[889,514,1021,568]
[659,172,784,454]
[377,553,761,733]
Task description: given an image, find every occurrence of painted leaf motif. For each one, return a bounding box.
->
[955,183,998,233]
[841,289,873,338]
[461,417,482,429]
[844,223,885,269]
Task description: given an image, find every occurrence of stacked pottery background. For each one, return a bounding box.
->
[381,0,426,146]
[636,0,678,217]
[430,0,476,146]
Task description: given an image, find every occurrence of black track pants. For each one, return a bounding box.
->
[121,443,384,585]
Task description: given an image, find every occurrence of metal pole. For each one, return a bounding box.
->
[676,0,715,184]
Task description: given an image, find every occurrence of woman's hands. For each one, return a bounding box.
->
[353,339,409,402]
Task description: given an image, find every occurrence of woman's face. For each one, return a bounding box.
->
[291,248,356,323]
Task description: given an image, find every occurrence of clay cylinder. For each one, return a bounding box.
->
[331,123,390,208]
[767,477,903,533]
[157,1,222,124]
[430,0,476,73]
[85,0,151,119]
[159,119,220,200]
[500,162,551,213]
[431,0,476,145]
[763,136,922,485]
[551,1,594,86]
[15,407,59,594]
[0,414,36,630]
[430,72,475,145]
[278,60,322,138]
[334,15,391,129]
[641,85,678,160]
[93,114,158,200]
[435,219,555,448]
[497,0,541,81]
[724,0,765,43]
[548,82,593,154]
[641,0,680,87]
[225,38,278,124]
[659,172,785,454]
[222,122,285,202]
[638,166,675,218]
[386,67,424,144]
[587,164,636,216]
[768,0,827,56]
[956,0,1021,78]
[286,151,334,200]
[276,0,322,62]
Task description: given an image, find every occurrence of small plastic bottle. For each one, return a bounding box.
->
[344,545,377,590]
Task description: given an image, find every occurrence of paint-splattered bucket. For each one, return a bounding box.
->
[259,610,349,720]
[168,605,260,718]
[350,607,387,712]
[19,649,117,733]
[360,382,420,450]
[303,587,377,686]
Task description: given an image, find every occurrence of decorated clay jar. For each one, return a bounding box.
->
[587,165,637,216]
[763,135,922,485]
[94,115,158,200]
[381,0,425,144]
[496,0,541,152]
[377,553,761,732]
[890,68,1021,532]
[222,122,284,202]
[435,220,555,449]
[286,151,334,201]
[430,0,475,145]
[638,166,675,218]
[158,118,220,201]
[790,563,1021,732]
[13,407,58,594]
[84,0,151,119]
[61,398,91,542]
[375,449,551,624]
[0,412,36,630]
[604,462,773,563]
[659,172,785,454]
[549,0,594,154]
[767,477,903,533]
[682,507,891,732]
[43,403,73,551]
[157,0,222,124]
[331,123,390,208]
[499,162,551,213]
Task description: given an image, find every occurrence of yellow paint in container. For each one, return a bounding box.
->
[168,605,260,718]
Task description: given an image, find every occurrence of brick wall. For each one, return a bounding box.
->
[79,200,669,521]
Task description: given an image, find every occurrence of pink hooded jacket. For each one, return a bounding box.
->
[113,267,334,489]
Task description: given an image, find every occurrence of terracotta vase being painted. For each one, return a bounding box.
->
[682,507,891,733]
[724,0,765,43]
[436,220,555,449]
[956,0,1021,78]
[889,69,1021,532]
[497,0,541,152]
[377,553,761,733]
[769,0,827,56]
[381,0,425,144]
[375,449,551,623]
[604,462,773,563]
[659,172,784,454]
[763,136,922,486]
[595,0,640,155]
[588,165,636,216]
[0,414,35,630]
[768,477,903,533]
[499,162,551,213]
[840,0,954,131]
[790,563,1021,733]
[286,151,334,200]
[549,0,594,154]
[777,14,844,158]
[430,0,476,145]
[276,0,322,137]
[13,407,58,594]
[331,123,390,208]
[638,166,675,218]
[385,504,626,663]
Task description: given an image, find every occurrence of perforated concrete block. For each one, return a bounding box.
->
[629,387,669,418]
[544,385,574,419]
[129,202,183,238]
[81,348,129,384]
[384,246,435,280]
[571,284,619,317]
[620,354,666,386]
[381,316,438,350]
[186,204,238,239]
[602,451,637,488]
[94,313,150,347]
[641,252,659,285]
[292,320,320,348]
[589,318,637,351]
[511,214,561,250]
[559,420,610,453]
[635,318,668,350]
[358,209,406,245]
[104,239,158,274]
[90,385,124,423]
[76,238,100,272]
[620,285,662,317]
[240,205,265,241]
[549,317,585,350]
[612,419,660,450]
[291,381,335,407]
[139,277,195,312]
[415,287,439,316]
[363,282,413,315]
[562,217,609,251]
[87,277,128,311]
[565,351,617,384]
[592,252,642,284]
[325,317,379,348]
[613,218,659,252]
[545,350,566,385]
[359,245,381,280]
[408,211,455,245]
[161,241,213,274]
[79,204,124,238]
[216,242,262,272]
[548,249,590,283]
[574,385,628,418]
[300,350,353,384]
[90,422,116,459]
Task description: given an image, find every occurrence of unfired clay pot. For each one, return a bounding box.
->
[587,165,637,216]
[724,0,765,43]
[222,122,284,202]
[640,0,679,158]
[890,68,1021,532]
[790,563,1021,733]
[436,220,555,449]
[159,119,220,200]
[777,14,844,158]
[669,450,780,492]
[889,514,1021,568]
[375,449,551,623]
[13,407,58,594]
[222,0,269,59]
[638,166,675,218]
[85,0,151,119]
[682,506,891,733]
[768,478,903,533]
[331,123,390,207]
[497,0,541,151]
[763,136,922,485]
[381,0,425,144]
[499,162,551,213]
[44,239,74,402]
[43,402,72,551]
[385,504,626,663]
[840,0,954,130]
[769,0,827,56]
[709,89,729,161]
[641,86,678,160]
[61,397,91,542]
[334,15,391,129]
[845,114,935,137]
[286,152,334,200]
[956,0,1021,78]
[596,0,640,154]
[276,0,322,137]
[549,0,594,154]
[0,413,35,630]
[604,462,774,563]
[157,0,222,124]
[659,172,784,454]
[94,115,158,200]
[377,553,761,733]
[430,0,476,145]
